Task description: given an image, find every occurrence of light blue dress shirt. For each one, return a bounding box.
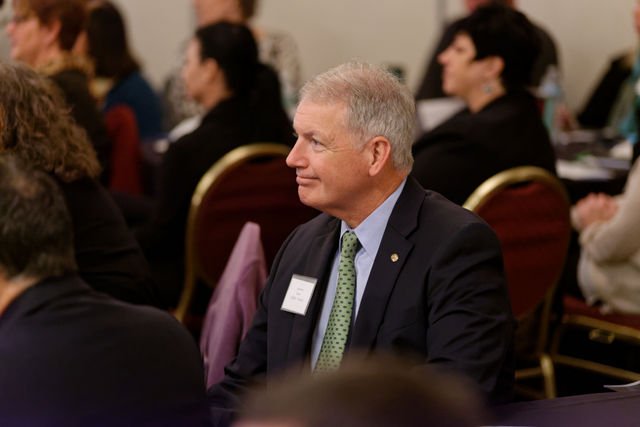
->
[310,179,406,368]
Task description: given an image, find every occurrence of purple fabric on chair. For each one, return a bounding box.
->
[200,221,267,388]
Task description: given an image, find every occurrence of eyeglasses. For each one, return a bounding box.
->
[8,13,34,25]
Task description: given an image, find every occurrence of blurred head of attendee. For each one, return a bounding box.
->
[438,4,539,112]
[464,0,514,13]
[73,0,138,81]
[0,62,100,181]
[182,21,259,109]
[192,0,256,26]
[234,354,488,427]
[5,0,86,68]
[0,154,76,314]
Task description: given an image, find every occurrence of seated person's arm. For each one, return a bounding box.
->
[577,173,640,262]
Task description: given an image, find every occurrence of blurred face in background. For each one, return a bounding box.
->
[464,0,514,13]
[5,1,49,66]
[438,33,486,99]
[191,0,242,26]
[182,38,209,103]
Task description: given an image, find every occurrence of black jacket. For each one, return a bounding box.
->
[58,176,160,307]
[0,275,210,426]
[412,90,556,205]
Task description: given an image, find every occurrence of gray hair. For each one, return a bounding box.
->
[300,61,415,172]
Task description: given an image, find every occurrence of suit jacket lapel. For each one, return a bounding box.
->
[286,219,340,363]
[351,178,423,350]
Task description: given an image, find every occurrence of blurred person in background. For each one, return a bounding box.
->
[163,0,301,130]
[74,0,164,142]
[412,5,556,205]
[136,22,292,307]
[0,62,159,307]
[415,0,559,100]
[578,0,640,152]
[5,0,112,182]
[572,155,640,315]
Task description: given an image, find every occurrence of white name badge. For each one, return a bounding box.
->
[281,274,317,316]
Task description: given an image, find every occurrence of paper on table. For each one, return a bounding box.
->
[609,139,633,160]
[556,159,614,181]
[604,379,640,392]
[416,97,465,132]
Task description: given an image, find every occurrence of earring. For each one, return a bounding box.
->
[482,83,494,94]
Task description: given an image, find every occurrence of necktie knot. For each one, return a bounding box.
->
[341,231,359,260]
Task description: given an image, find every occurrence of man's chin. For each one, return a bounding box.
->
[297,190,318,209]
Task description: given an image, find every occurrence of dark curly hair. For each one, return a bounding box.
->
[0,154,76,279]
[0,62,100,181]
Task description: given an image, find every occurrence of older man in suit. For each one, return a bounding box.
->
[0,155,211,426]
[209,62,514,425]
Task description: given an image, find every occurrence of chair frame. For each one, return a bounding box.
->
[173,143,291,323]
[551,310,640,382]
[464,166,571,399]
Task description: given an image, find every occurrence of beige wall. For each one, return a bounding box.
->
[110,1,637,111]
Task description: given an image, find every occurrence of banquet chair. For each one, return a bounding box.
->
[173,143,318,324]
[551,295,640,384]
[104,105,143,195]
[464,166,572,399]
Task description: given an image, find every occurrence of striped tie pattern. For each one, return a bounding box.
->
[315,231,359,372]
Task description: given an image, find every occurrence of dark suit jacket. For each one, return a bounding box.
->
[0,275,211,426]
[208,178,515,424]
[412,90,557,205]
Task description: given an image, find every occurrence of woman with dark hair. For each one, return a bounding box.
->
[411,4,556,205]
[5,0,112,181]
[164,0,302,128]
[0,62,159,307]
[136,21,292,307]
[76,0,163,141]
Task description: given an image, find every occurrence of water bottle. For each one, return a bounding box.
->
[538,65,563,143]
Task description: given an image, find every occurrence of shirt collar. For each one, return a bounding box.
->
[340,178,407,256]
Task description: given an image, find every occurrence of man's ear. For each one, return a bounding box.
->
[366,136,392,177]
